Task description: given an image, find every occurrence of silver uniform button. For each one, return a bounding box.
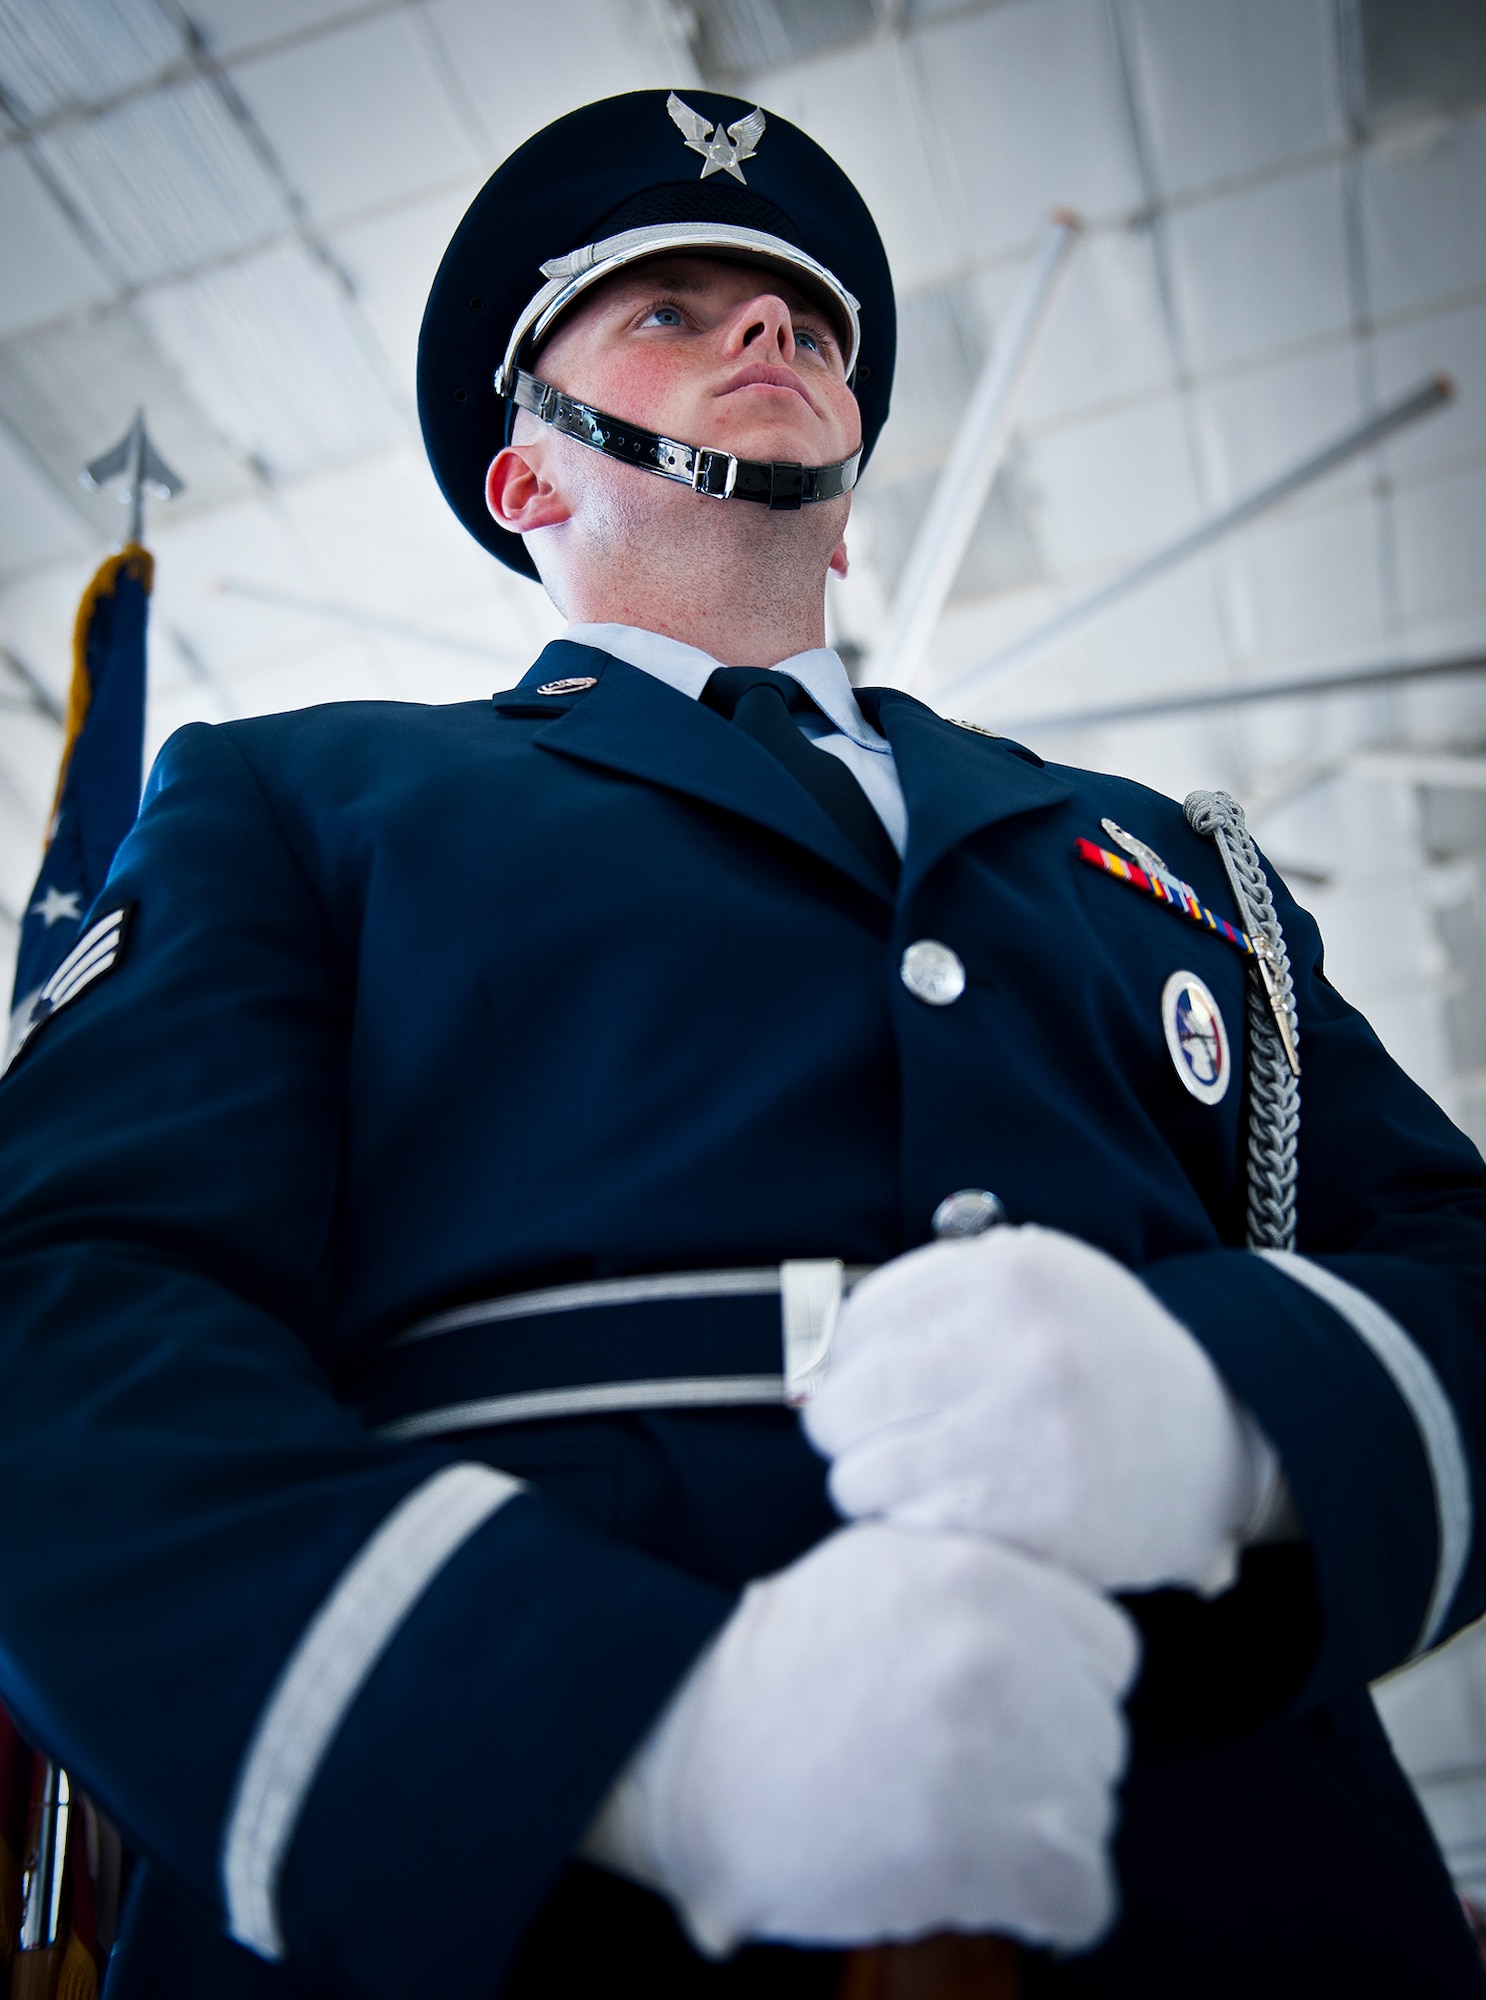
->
[900,939,966,1006]
[931,1189,1006,1239]
[536,676,598,695]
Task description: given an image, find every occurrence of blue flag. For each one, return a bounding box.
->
[7,544,150,1058]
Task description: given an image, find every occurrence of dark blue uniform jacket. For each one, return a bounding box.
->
[1,641,1485,1999]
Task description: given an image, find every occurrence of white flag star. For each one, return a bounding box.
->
[30,885,82,929]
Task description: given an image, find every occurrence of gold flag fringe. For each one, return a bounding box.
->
[48,544,154,842]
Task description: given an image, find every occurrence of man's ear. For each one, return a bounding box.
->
[485,444,571,534]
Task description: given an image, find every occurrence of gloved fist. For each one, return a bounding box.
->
[583,1520,1138,1956]
[803,1225,1276,1595]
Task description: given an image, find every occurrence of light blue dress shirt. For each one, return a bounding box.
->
[562,622,908,859]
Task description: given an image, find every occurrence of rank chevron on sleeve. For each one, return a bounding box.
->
[7,903,133,1071]
[1074,838,1253,958]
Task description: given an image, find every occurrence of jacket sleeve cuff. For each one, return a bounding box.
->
[232,1465,733,1998]
[1143,1246,1459,1704]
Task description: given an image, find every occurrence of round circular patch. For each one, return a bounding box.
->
[1161,971,1230,1105]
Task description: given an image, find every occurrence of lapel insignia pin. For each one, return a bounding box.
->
[535,676,597,696]
[667,92,767,184]
[1162,971,1230,1105]
[1075,829,1252,958]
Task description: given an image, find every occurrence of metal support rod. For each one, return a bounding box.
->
[1,644,64,726]
[1348,749,1486,788]
[942,373,1456,706]
[867,212,1081,690]
[1005,647,1486,734]
[129,416,146,546]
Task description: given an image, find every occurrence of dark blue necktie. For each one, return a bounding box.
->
[700,668,900,889]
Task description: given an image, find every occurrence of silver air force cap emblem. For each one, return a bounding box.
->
[667,91,767,184]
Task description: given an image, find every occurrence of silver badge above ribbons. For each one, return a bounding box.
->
[667,92,766,184]
[1161,970,1230,1106]
[1103,817,1175,885]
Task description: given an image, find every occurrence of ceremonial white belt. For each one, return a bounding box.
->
[348,1262,872,1441]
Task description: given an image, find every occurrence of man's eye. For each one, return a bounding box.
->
[643,304,686,327]
[795,327,822,353]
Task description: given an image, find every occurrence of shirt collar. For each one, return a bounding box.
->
[562,622,891,755]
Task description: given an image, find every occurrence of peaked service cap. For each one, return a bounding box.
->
[417,88,896,579]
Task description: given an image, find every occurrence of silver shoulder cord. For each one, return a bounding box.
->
[1184,790,1302,1252]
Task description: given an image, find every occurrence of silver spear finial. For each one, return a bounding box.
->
[80,409,184,545]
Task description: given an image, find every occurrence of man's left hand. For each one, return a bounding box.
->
[803,1225,1280,1595]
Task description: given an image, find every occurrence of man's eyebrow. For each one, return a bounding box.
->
[618,270,838,321]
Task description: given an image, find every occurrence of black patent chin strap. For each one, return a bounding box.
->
[507,369,860,512]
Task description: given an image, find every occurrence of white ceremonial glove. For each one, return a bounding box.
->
[582,1520,1138,1956]
[803,1225,1283,1597]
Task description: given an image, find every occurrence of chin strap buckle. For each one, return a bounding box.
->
[691,447,739,499]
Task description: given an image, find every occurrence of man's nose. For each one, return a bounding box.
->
[728,293,796,359]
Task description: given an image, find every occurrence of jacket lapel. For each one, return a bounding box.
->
[859,686,1073,893]
[496,643,895,902]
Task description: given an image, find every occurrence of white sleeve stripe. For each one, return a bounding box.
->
[222,1462,523,1959]
[43,911,122,992]
[45,938,120,1008]
[1258,1250,1471,1655]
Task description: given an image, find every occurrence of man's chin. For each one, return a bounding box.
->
[701,423,852,468]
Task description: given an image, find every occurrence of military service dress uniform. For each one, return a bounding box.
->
[0,89,1484,2000]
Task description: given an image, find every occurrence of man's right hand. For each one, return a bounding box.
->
[581,1521,1139,1958]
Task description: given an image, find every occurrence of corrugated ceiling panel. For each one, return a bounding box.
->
[0,146,113,339]
[1218,495,1388,666]
[231,10,482,227]
[1123,0,1345,199]
[689,0,875,78]
[745,38,959,294]
[1189,347,1366,509]
[911,0,1143,260]
[1024,389,1200,575]
[1004,227,1172,428]
[0,0,177,121]
[1393,462,1486,625]
[1164,159,1352,373]
[0,420,92,581]
[142,243,407,481]
[328,179,486,396]
[186,0,379,63]
[32,77,288,285]
[424,0,690,164]
[1357,111,1486,320]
